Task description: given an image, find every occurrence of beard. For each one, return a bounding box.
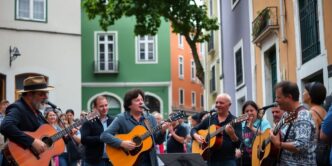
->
[32,100,44,111]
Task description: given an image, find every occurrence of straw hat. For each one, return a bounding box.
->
[18,76,54,93]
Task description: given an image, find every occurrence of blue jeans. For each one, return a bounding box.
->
[59,153,79,166]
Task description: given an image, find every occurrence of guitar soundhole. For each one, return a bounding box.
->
[129,136,143,156]
[42,137,53,147]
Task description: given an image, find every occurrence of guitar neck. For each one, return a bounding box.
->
[209,120,237,138]
[50,118,87,142]
[141,117,174,140]
[273,117,285,135]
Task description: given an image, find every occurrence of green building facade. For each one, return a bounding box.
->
[81,12,171,117]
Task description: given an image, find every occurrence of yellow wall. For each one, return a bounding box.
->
[253,0,298,105]
[324,0,332,65]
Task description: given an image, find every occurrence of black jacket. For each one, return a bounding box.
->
[81,115,113,164]
[0,98,47,149]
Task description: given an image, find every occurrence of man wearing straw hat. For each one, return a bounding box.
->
[0,76,54,165]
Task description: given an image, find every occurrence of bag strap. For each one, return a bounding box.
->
[311,108,324,122]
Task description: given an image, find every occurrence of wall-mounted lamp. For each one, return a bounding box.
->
[9,46,21,67]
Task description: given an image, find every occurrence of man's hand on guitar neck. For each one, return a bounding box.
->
[225,124,239,142]
[120,140,136,151]
[31,138,47,154]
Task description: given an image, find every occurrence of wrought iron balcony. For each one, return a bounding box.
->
[252,7,279,46]
[94,60,119,74]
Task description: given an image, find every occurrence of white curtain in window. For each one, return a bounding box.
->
[33,0,45,20]
[18,0,29,18]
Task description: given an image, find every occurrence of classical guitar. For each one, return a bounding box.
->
[3,111,99,166]
[252,112,297,166]
[106,111,186,166]
[192,113,248,160]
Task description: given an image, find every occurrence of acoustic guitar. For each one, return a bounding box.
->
[252,112,297,166]
[106,111,186,166]
[3,111,99,166]
[191,113,248,160]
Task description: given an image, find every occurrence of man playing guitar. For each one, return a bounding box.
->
[0,76,54,166]
[270,81,316,165]
[191,93,242,166]
[100,88,170,166]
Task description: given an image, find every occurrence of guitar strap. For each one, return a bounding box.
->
[143,116,154,135]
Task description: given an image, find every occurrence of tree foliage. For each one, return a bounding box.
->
[83,0,219,84]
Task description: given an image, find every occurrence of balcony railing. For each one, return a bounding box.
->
[94,60,119,74]
[252,7,279,45]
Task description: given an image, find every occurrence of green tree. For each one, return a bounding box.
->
[83,0,219,84]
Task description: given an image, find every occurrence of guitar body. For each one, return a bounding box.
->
[106,125,153,166]
[192,124,223,160]
[6,124,65,166]
[252,129,279,166]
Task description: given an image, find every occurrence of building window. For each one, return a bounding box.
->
[96,32,117,72]
[299,0,320,64]
[210,65,216,92]
[0,74,6,102]
[231,0,240,10]
[191,60,196,81]
[234,40,244,87]
[200,42,205,56]
[178,56,184,79]
[179,89,184,105]
[16,0,46,21]
[208,31,214,51]
[178,34,184,48]
[137,35,157,63]
[191,91,196,107]
[209,0,213,16]
[200,94,204,107]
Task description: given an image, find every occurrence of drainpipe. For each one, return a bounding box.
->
[280,0,287,43]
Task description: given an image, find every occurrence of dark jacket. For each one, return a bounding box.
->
[190,112,242,163]
[81,115,114,164]
[0,98,47,149]
[100,111,165,166]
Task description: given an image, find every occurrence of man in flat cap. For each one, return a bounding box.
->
[0,76,54,165]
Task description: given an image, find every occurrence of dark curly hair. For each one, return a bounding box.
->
[123,89,145,111]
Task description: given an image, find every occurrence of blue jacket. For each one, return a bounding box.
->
[101,111,165,166]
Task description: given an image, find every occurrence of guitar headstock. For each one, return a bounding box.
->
[85,111,100,121]
[235,113,249,123]
[167,111,186,122]
[284,111,297,124]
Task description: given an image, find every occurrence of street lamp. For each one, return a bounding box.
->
[9,46,21,67]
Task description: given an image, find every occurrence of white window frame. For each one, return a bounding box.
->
[94,31,118,72]
[191,60,196,81]
[135,35,158,64]
[191,91,196,107]
[233,39,244,88]
[179,88,184,105]
[231,0,240,10]
[16,0,46,21]
[178,56,184,79]
[178,34,184,49]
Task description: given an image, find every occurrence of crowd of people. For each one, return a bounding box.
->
[0,76,332,166]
